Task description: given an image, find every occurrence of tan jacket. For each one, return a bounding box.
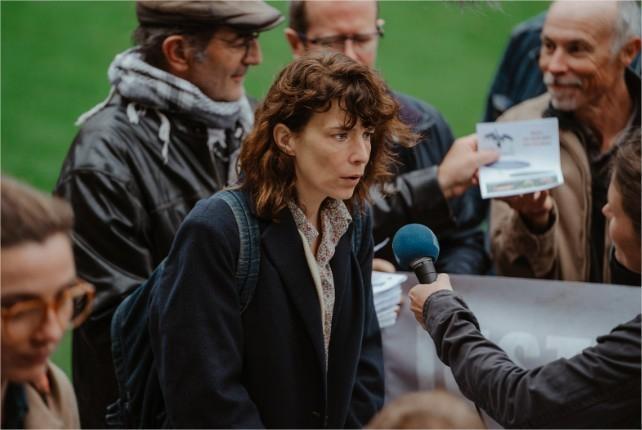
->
[490,94,611,282]
[23,362,80,429]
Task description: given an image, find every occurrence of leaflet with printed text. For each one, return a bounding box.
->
[476,117,564,199]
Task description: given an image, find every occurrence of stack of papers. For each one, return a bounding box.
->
[372,271,407,328]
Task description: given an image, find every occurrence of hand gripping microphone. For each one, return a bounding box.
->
[392,224,440,283]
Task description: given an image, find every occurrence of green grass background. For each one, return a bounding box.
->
[1,1,548,378]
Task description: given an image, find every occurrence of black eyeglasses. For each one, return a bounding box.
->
[213,31,260,56]
[298,26,384,54]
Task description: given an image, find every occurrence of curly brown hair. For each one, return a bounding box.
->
[239,51,416,219]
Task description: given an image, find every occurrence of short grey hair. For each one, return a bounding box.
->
[613,1,641,53]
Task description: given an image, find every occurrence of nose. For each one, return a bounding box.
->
[602,202,611,218]
[33,306,65,345]
[243,38,262,65]
[350,136,370,165]
[342,39,359,62]
[543,47,568,75]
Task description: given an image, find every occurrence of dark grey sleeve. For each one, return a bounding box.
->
[424,291,641,428]
[371,165,454,242]
[371,101,456,245]
[372,96,489,274]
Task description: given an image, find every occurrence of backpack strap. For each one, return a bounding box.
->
[217,190,261,313]
[219,191,363,311]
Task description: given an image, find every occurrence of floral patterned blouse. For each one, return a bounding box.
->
[287,199,352,364]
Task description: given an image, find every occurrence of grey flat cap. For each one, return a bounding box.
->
[136,1,284,32]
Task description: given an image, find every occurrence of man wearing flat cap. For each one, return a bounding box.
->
[54,1,283,427]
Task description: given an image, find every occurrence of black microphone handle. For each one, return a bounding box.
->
[410,257,438,284]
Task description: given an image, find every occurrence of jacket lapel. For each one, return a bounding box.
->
[260,209,326,369]
[330,225,352,329]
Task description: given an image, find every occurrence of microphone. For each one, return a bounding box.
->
[392,224,440,284]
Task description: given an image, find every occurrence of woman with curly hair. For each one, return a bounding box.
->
[148,51,415,428]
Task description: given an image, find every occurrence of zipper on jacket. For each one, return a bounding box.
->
[206,141,226,188]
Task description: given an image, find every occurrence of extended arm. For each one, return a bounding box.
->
[371,98,458,244]
[424,290,641,428]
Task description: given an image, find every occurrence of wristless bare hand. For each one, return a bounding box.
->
[438,134,499,199]
[501,190,554,231]
[408,273,453,328]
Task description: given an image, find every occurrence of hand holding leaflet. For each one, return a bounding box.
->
[476,118,564,199]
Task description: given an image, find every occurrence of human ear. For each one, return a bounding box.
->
[162,35,192,74]
[619,37,641,68]
[273,123,296,156]
[284,28,307,58]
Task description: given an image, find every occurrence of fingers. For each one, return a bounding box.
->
[452,134,477,152]
[500,192,537,210]
[462,133,477,149]
[408,275,453,327]
[436,273,450,283]
[476,148,500,166]
[408,287,425,325]
[525,191,552,213]
[533,190,552,206]
[408,284,427,318]
[372,258,396,273]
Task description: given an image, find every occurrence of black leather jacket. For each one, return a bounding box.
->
[372,92,490,274]
[54,93,240,427]
[56,94,239,315]
[425,291,641,428]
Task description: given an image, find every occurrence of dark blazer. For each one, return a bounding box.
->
[149,192,385,428]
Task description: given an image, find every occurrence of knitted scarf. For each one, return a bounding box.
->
[76,48,253,166]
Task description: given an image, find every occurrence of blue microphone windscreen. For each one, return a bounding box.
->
[392,224,440,270]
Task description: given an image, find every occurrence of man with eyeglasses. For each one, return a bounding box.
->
[54,1,283,427]
[286,1,498,275]
[1,176,95,428]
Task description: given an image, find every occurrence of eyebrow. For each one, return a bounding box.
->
[326,125,376,134]
[230,31,256,42]
[327,125,351,131]
[1,292,39,304]
[1,278,78,304]
[541,32,593,46]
